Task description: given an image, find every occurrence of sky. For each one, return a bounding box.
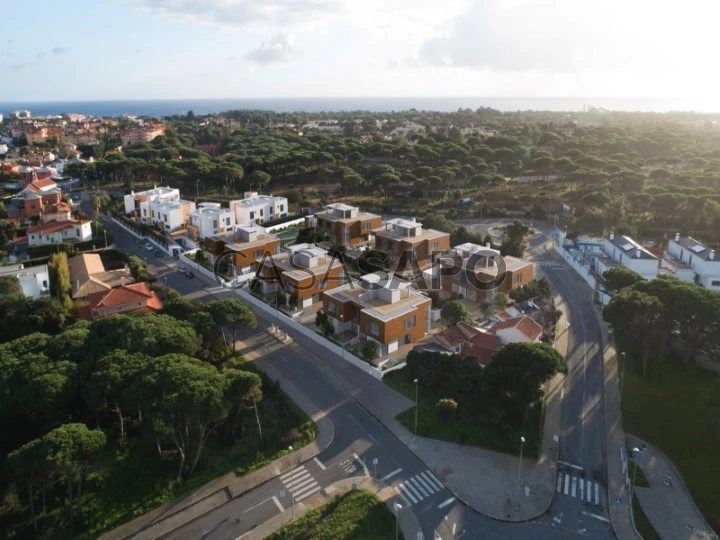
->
[2,0,719,101]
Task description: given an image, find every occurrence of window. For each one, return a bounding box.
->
[225,217,231,225]
[362,223,370,230]
[365,319,380,336]
[76,229,80,237]
[213,219,218,229]
[250,211,255,219]
[164,214,168,222]
[514,273,522,283]
[260,209,264,216]
[280,204,284,211]
[254,249,264,258]
[152,210,155,217]
[431,242,439,250]
[404,315,416,329]
[143,209,147,216]
[328,302,338,314]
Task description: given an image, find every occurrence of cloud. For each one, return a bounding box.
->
[52,47,68,55]
[37,52,48,59]
[245,33,298,64]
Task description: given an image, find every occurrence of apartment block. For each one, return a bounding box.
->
[147,199,195,232]
[205,224,280,274]
[305,203,381,247]
[323,273,431,356]
[124,186,180,217]
[188,202,236,241]
[230,192,288,225]
[258,243,345,308]
[667,233,720,290]
[372,218,450,276]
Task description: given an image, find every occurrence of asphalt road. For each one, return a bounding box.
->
[104,213,609,539]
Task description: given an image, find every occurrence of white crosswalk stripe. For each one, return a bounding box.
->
[280,465,321,503]
[556,473,604,507]
[392,470,445,507]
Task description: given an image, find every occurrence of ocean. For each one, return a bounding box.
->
[1,97,718,118]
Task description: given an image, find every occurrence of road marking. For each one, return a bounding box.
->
[571,477,577,498]
[558,460,584,471]
[272,496,284,513]
[348,414,361,426]
[280,466,306,481]
[284,471,311,485]
[295,486,322,502]
[402,480,422,501]
[288,477,314,491]
[561,387,564,399]
[582,510,610,523]
[353,453,369,477]
[410,477,429,498]
[564,474,570,495]
[425,470,443,487]
[243,497,275,513]
[368,434,379,444]
[556,475,563,492]
[397,483,418,504]
[294,482,321,499]
[452,523,456,535]
[553,512,563,524]
[421,471,444,491]
[313,457,326,470]
[437,497,456,509]
[414,475,435,494]
[595,483,600,505]
[381,468,402,481]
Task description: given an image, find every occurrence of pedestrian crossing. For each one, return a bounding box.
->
[393,470,445,506]
[556,472,603,507]
[280,465,321,503]
[534,259,567,270]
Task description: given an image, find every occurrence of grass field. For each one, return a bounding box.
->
[621,350,720,530]
[384,370,542,458]
[632,494,661,540]
[629,461,649,488]
[266,490,403,540]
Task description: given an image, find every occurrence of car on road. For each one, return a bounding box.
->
[177,265,186,274]
[144,243,153,251]
[186,271,195,279]
[154,250,164,258]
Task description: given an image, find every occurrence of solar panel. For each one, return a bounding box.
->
[691,244,706,253]
[621,242,634,251]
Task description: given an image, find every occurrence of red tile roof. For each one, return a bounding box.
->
[84,282,163,320]
[27,178,57,191]
[460,332,501,366]
[434,321,483,349]
[27,219,88,234]
[492,316,543,342]
[41,202,71,214]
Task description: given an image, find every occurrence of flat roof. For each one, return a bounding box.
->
[326,279,430,322]
[267,251,342,281]
[234,194,285,208]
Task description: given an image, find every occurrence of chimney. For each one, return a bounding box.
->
[486,242,491,249]
[609,232,615,240]
[710,250,715,261]
[635,248,641,258]
[674,232,680,242]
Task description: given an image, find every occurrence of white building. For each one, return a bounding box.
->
[188,202,236,240]
[667,233,720,290]
[27,220,92,246]
[0,263,50,298]
[600,233,658,280]
[148,199,195,232]
[230,192,288,225]
[124,186,180,216]
[0,144,8,155]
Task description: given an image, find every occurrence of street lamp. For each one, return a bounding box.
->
[340,314,345,359]
[288,445,295,520]
[518,436,526,489]
[413,379,419,436]
[394,502,402,540]
[620,352,627,398]
[630,446,640,506]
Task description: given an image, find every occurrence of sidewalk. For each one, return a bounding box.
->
[628,434,718,540]
[242,477,423,540]
[100,331,335,540]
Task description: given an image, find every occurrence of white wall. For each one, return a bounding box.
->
[554,244,597,290]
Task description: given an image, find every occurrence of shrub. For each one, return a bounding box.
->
[436,398,458,421]
[361,341,378,363]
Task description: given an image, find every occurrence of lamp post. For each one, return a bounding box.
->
[413,379,419,436]
[620,352,627,398]
[394,502,402,540]
[630,446,640,506]
[518,436,526,489]
[195,178,200,200]
[288,445,295,520]
[340,314,345,359]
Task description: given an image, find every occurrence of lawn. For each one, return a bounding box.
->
[632,494,661,540]
[628,461,649,488]
[266,489,403,540]
[621,350,720,530]
[384,370,542,458]
[2,373,315,540]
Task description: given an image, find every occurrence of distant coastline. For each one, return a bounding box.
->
[1,97,718,117]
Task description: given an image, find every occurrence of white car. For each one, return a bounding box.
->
[177,265,187,274]
[144,243,154,251]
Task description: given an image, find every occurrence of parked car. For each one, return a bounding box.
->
[177,265,186,274]
[144,243,153,251]
[186,271,195,279]
[154,250,164,258]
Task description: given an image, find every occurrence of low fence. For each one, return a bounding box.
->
[554,243,598,290]
[265,217,304,233]
[234,286,386,380]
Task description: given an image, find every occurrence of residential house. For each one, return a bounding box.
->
[305,203,381,248]
[433,321,501,366]
[258,243,346,308]
[86,282,163,320]
[597,232,658,280]
[323,273,432,356]
[123,186,180,217]
[491,316,543,344]
[230,192,288,225]
[426,242,534,301]
[0,263,50,298]
[148,199,195,232]
[68,253,134,307]
[27,219,92,246]
[8,177,62,219]
[372,218,450,276]
[205,224,280,275]
[188,203,236,241]
[666,233,720,290]
[39,202,72,223]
